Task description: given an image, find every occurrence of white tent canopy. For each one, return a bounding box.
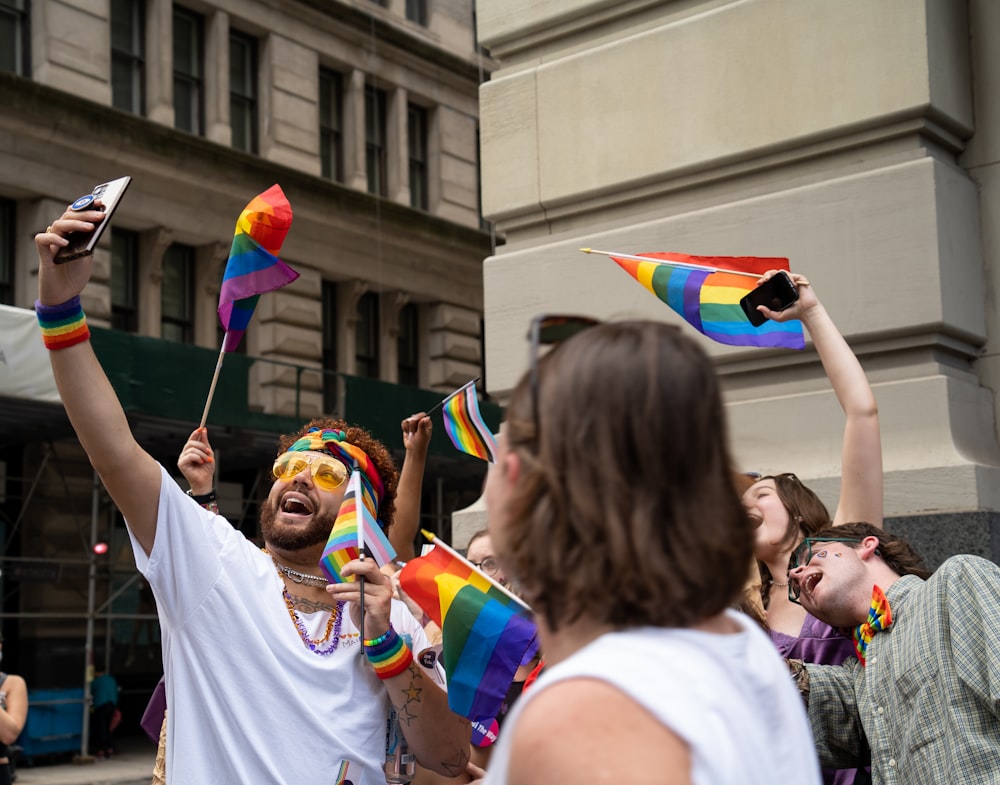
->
[0,304,61,404]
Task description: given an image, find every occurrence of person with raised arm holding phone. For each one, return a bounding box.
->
[35,206,470,784]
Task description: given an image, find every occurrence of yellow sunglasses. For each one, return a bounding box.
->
[272,453,350,491]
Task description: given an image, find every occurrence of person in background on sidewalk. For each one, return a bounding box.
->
[89,668,119,760]
[0,636,27,785]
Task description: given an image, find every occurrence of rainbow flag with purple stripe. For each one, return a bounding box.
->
[319,471,396,583]
[399,544,538,738]
[611,252,805,350]
[441,380,498,463]
[218,185,299,352]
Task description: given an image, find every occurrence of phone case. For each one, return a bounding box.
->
[54,176,132,263]
[739,271,798,327]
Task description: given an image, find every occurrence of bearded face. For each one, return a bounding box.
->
[259,498,337,551]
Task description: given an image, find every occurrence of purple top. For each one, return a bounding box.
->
[770,613,860,785]
[769,612,856,666]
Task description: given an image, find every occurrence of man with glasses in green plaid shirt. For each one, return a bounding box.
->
[786,521,1000,784]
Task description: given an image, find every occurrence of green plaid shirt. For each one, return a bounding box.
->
[804,556,1000,784]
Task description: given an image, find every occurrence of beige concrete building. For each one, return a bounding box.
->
[0,0,495,724]
[475,0,1000,565]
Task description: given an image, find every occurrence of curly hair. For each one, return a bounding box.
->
[276,417,399,533]
[503,320,753,633]
[809,522,931,579]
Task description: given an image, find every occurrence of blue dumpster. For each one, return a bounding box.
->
[17,688,84,762]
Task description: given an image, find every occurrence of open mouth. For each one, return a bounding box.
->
[279,492,314,518]
[802,573,822,597]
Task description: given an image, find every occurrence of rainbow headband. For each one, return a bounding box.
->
[285,428,386,517]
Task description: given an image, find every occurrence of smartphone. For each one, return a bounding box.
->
[739,270,799,327]
[53,176,132,264]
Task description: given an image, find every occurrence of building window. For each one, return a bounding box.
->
[355,292,379,378]
[405,0,427,25]
[319,68,344,182]
[408,104,428,210]
[111,230,139,333]
[365,86,387,197]
[161,244,194,343]
[173,7,204,135]
[111,0,145,115]
[397,303,418,387]
[230,31,258,153]
[322,281,338,410]
[0,199,13,304]
[0,0,28,76]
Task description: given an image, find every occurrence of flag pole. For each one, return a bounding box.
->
[581,248,763,279]
[420,529,532,612]
[355,472,367,635]
[424,377,480,419]
[199,344,227,429]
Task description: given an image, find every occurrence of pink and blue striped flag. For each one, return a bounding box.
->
[218,184,299,352]
[319,471,396,583]
[441,380,498,463]
[611,252,805,350]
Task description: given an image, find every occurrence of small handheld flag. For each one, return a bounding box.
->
[200,185,299,427]
[437,379,498,463]
[584,248,805,350]
[399,532,537,739]
[319,471,396,583]
[218,184,299,353]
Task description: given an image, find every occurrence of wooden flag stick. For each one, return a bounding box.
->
[581,248,763,279]
[199,345,227,429]
[424,377,480,419]
[421,529,532,612]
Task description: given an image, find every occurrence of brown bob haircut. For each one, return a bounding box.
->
[503,320,753,633]
[808,522,931,580]
[276,417,399,532]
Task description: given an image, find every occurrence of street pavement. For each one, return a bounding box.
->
[14,736,155,785]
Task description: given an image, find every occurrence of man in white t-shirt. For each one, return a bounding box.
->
[34,209,470,784]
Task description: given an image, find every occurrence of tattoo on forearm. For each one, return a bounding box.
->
[438,746,471,778]
[787,658,810,707]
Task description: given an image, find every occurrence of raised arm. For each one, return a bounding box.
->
[392,414,432,562]
[757,272,882,527]
[36,210,161,554]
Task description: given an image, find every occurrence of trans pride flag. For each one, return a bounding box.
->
[218,185,299,352]
[319,471,396,583]
[399,535,538,741]
[609,252,805,350]
[440,380,498,463]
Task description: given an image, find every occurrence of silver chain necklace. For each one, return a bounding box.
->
[273,560,329,588]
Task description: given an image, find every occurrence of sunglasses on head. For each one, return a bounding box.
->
[527,314,601,436]
[786,537,863,604]
[272,452,351,492]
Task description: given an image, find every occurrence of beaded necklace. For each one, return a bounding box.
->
[281,586,345,656]
[264,549,344,655]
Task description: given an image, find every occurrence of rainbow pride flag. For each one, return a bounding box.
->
[319,471,396,583]
[399,540,538,735]
[441,380,498,463]
[218,184,299,352]
[610,252,805,350]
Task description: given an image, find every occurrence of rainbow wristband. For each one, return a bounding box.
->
[364,626,413,680]
[36,296,90,350]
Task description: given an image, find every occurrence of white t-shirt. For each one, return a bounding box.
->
[129,464,438,785]
[484,611,821,785]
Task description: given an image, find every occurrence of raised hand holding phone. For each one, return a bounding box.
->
[746,270,816,324]
[53,176,131,263]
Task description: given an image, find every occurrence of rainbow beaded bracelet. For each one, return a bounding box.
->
[36,296,90,350]
[364,626,413,680]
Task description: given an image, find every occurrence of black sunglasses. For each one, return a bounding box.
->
[527,314,601,438]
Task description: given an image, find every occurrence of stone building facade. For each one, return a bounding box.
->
[472,0,1000,566]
